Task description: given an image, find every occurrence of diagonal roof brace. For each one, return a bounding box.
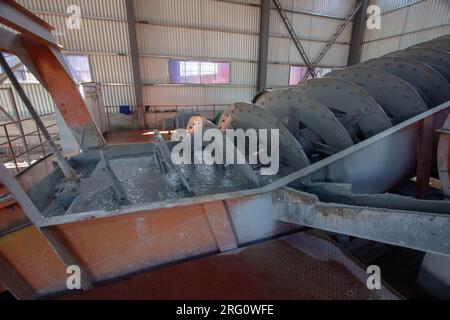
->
[301,0,364,82]
[272,0,317,78]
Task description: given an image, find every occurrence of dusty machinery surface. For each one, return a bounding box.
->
[0,1,450,299]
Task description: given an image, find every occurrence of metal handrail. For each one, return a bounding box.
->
[0,112,60,174]
[0,112,54,127]
[0,123,57,147]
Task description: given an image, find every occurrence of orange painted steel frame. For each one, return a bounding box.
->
[0,0,105,298]
[0,194,298,298]
[0,0,104,150]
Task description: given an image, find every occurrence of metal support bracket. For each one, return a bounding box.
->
[272,187,450,256]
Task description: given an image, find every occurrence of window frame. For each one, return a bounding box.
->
[288,65,308,86]
[64,54,93,83]
[169,59,231,85]
[1,53,93,84]
[288,65,333,86]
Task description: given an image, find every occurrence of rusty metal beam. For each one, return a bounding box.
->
[18,39,105,150]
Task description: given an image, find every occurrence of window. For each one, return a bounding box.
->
[1,54,92,83]
[64,55,92,83]
[169,60,230,84]
[1,54,37,82]
[289,66,333,86]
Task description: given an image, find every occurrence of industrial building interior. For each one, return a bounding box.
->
[0,0,449,301]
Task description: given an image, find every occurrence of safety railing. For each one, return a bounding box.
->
[0,113,59,175]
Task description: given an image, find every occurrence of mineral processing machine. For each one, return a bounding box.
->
[0,0,449,299]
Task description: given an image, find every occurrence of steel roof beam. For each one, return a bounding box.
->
[0,0,56,47]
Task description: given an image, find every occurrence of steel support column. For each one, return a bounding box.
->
[257,0,270,91]
[125,0,145,130]
[347,0,369,66]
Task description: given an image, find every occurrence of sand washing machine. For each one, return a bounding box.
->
[0,1,449,299]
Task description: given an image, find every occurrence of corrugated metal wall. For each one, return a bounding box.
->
[5,0,448,125]
[1,0,357,125]
[0,85,55,117]
[361,0,450,61]
[134,0,259,107]
[1,0,134,117]
[134,0,356,95]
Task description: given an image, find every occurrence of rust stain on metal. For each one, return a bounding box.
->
[21,39,93,128]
